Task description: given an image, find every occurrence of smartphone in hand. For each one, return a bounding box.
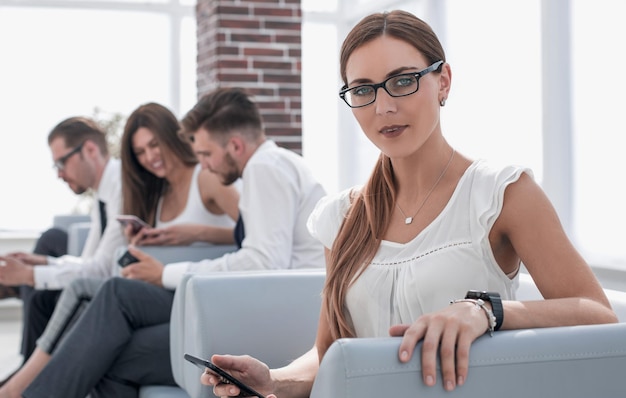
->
[117,249,139,267]
[184,353,266,398]
[116,215,150,233]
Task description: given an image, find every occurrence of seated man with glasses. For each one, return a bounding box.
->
[0,117,125,375]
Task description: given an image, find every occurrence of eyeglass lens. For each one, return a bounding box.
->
[346,74,419,107]
[54,143,83,170]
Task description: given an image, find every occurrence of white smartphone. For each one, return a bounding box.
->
[116,215,150,233]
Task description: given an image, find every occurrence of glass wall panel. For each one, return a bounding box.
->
[0,6,180,231]
[444,0,542,177]
[572,0,626,266]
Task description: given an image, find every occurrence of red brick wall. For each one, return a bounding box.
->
[196,0,302,152]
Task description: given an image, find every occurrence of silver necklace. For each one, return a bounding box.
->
[396,149,456,225]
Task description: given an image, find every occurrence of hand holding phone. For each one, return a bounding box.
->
[117,249,139,267]
[184,353,266,398]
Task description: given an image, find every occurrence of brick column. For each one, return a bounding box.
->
[196,0,302,152]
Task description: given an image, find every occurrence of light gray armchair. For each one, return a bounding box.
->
[52,214,91,256]
[309,273,626,397]
[166,270,326,398]
[166,271,626,398]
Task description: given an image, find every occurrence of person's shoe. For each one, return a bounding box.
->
[0,285,19,300]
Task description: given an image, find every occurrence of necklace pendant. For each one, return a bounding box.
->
[404,217,413,225]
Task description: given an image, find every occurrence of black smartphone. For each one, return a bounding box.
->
[183,353,266,398]
[117,249,139,267]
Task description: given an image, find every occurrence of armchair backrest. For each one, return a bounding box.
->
[310,274,626,397]
[311,323,626,397]
[170,270,326,398]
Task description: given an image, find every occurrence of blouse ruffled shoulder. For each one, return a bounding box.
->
[306,186,361,250]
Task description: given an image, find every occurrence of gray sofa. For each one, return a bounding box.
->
[166,272,626,398]
[64,217,626,397]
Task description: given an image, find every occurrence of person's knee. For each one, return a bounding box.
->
[33,227,68,257]
[64,278,103,300]
[99,278,138,302]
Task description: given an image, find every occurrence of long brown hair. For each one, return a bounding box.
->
[120,103,197,225]
[325,10,447,339]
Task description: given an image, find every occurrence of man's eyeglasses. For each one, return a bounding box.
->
[53,142,85,171]
[339,60,444,108]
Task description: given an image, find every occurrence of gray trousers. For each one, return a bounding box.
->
[37,278,105,353]
[19,227,69,360]
[22,278,176,398]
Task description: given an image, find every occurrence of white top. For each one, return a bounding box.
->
[37,158,125,290]
[307,160,528,337]
[155,164,235,229]
[162,140,327,289]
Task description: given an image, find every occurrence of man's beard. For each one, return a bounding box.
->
[70,184,87,195]
[220,152,240,186]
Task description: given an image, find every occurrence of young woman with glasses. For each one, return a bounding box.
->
[204,9,616,397]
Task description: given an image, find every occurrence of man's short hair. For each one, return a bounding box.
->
[48,116,109,155]
[179,87,263,144]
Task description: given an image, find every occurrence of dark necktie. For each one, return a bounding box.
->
[98,200,107,236]
[234,213,245,249]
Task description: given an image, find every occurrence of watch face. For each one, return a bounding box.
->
[466,290,501,301]
[466,290,488,300]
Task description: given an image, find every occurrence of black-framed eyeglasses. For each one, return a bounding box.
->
[53,141,85,171]
[339,60,444,108]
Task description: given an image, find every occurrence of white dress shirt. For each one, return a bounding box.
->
[161,140,326,289]
[35,158,125,289]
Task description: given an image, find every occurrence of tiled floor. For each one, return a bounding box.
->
[0,299,23,381]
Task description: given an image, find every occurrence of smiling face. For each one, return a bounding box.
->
[131,127,167,178]
[344,35,449,159]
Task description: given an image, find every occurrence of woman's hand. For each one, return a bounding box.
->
[133,224,198,246]
[123,223,143,244]
[389,301,490,392]
[202,354,276,398]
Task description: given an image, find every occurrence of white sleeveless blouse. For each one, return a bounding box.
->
[307,160,529,337]
[156,164,235,229]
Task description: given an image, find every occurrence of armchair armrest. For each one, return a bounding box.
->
[311,323,626,397]
[67,222,91,256]
[52,214,91,232]
[139,244,238,265]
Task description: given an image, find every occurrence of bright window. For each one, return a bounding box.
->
[0,2,194,231]
[571,0,626,266]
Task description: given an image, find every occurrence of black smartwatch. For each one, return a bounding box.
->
[465,290,503,331]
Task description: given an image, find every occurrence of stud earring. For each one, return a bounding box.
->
[440,98,446,107]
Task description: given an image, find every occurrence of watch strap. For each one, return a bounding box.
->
[465,290,504,331]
